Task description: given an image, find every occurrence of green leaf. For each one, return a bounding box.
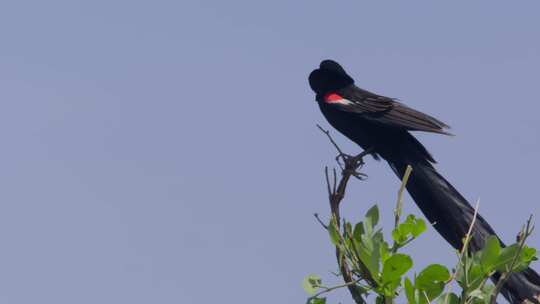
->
[373,229,384,243]
[405,214,416,223]
[380,241,391,264]
[365,205,379,228]
[384,279,402,296]
[392,215,426,249]
[495,244,520,272]
[417,264,450,283]
[391,228,402,243]
[363,217,373,236]
[522,246,537,262]
[480,236,501,274]
[468,264,485,290]
[399,222,414,237]
[382,254,413,283]
[416,264,450,300]
[357,236,382,279]
[512,245,537,272]
[353,222,365,241]
[344,222,353,236]
[418,291,430,304]
[455,255,471,287]
[411,218,427,237]
[404,277,417,304]
[328,218,341,247]
[306,297,326,304]
[520,246,537,264]
[370,241,382,277]
[361,233,374,251]
[302,274,322,295]
[392,231,405,245]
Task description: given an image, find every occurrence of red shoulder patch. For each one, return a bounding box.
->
[324,92,344,104]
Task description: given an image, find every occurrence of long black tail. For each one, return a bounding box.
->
[385,134,540,304]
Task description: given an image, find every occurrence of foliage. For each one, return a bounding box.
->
[303,166,537,304]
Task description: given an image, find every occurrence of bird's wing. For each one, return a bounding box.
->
[325,86,452,135]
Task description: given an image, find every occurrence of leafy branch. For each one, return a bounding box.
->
[490,216,535,304]
[303,126,538,304]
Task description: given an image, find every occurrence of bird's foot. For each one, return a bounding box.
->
[335,148,374,180]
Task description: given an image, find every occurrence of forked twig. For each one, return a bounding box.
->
[316,125,374,304]
[317,124,345,156]
[317,124,372,180]
[489,215,535,304]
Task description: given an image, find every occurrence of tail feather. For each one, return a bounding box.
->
[385,134,540,304]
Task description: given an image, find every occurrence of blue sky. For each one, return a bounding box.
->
[0,1,539,303]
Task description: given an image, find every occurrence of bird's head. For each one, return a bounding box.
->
[308,60,354,96]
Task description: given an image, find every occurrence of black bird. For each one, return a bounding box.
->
[309,59,540,304]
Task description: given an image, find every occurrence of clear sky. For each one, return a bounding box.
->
[1,1,539,303]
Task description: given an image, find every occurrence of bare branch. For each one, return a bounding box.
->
[394,165,413,229]
[308,278,366,300]
[316,125,375,304]
[317,124,344,156]
[461,199,481,256]
[324,166,331,197]
[314,213,328,230]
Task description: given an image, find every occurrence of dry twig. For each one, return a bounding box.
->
[317,125,374,304]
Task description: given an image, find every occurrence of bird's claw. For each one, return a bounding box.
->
[351,171,368,180]
[335,150,370,180]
